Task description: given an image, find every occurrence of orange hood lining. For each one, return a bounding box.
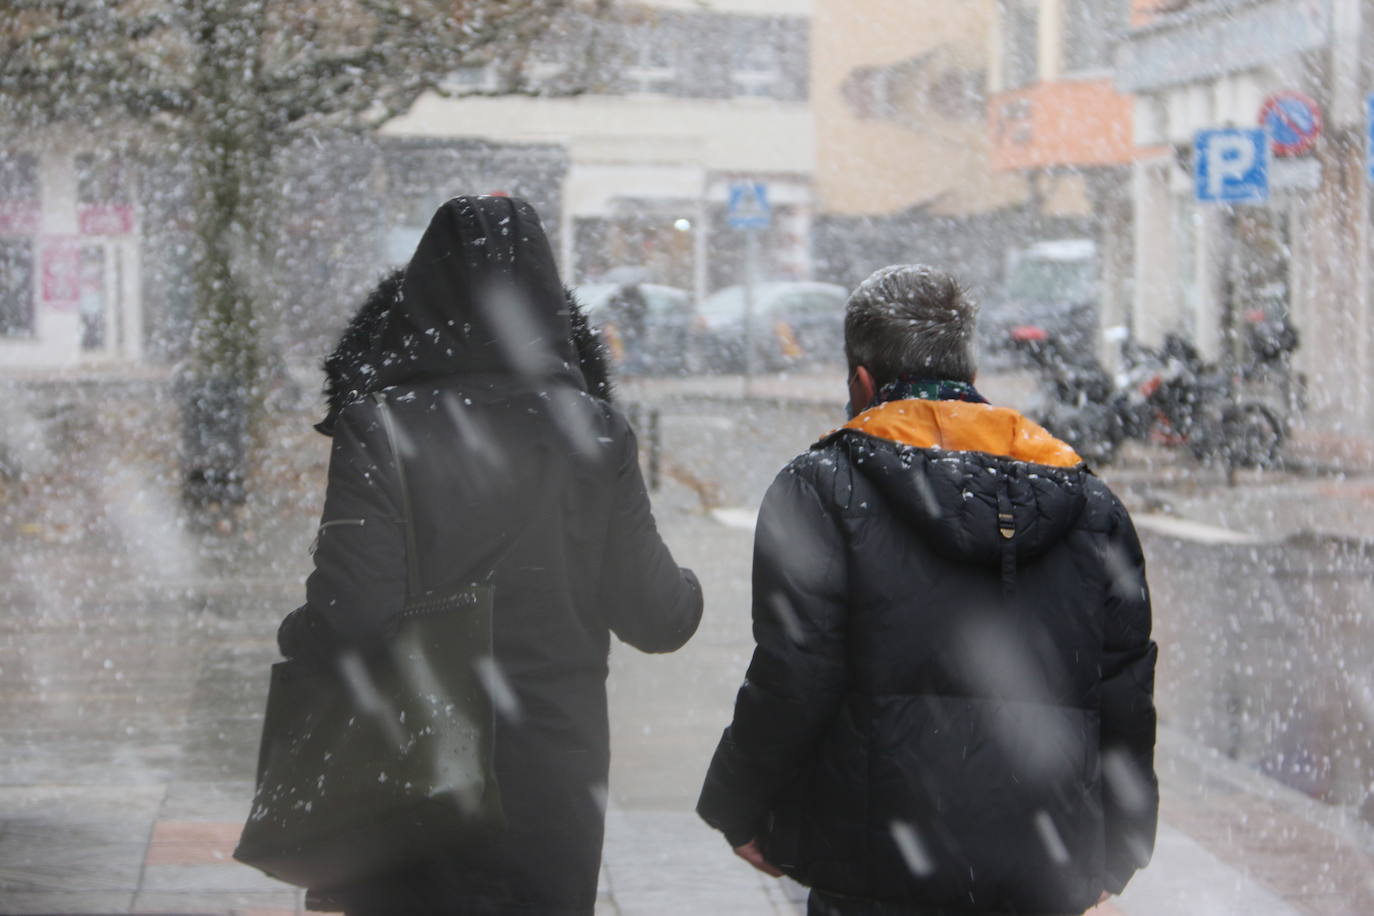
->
[836,399,1083,468]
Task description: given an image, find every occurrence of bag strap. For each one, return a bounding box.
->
[371,390,555,601]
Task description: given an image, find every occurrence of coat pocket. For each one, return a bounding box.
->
[309,518,367,556]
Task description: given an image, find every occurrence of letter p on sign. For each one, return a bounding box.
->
[1195,129,1270,203]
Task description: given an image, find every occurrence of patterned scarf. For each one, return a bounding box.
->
[875,376,988,407]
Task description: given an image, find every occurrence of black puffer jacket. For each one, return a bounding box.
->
[279,196,702,914]
[698,398,1157,915]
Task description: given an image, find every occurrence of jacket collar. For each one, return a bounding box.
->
[836,398,1083,468]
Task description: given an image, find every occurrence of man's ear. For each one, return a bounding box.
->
[849,365,877,413]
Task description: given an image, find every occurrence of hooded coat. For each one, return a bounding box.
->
[697,398,1157,916]
[278,196,702,914]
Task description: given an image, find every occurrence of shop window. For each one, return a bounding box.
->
[80,245,108,351]
[1001,0,1040,89]
[0,239,34,336]
[731,30,782,99]
[76,153,135,235]
[76,154,131,205]
[0,151,39,235]
[1062,0,1130,74]
[624,25,678,95]
[0,151,38,199]
[443,64,501,94]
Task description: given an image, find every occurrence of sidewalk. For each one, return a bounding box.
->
[2,390,1372,914]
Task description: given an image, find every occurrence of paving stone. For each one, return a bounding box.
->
[0,820,148,893]
[0,890,134,914]
[131,889,301,912]
[159,782,256,823]
[146,820,242,866]
[140,862,296,894]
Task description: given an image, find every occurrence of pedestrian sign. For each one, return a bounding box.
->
[727,182,771,230]
[1195,129,1270,204]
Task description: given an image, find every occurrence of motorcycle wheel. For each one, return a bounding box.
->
[1221,403,1285,468]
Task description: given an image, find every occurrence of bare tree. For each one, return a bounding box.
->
[1,0,585,507]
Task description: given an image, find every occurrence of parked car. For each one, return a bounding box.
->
[980,239,1100,368]
[574,282,694,374]
[692,281,849,372]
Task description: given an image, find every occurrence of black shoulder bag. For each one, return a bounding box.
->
[234,392,518,892]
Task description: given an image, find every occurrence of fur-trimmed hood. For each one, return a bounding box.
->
[317,196,612,434]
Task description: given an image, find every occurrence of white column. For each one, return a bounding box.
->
[1131,158,1173,347]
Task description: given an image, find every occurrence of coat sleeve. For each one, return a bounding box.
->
[599,423,703,654]
[1100,502,1159,894]
[697,465,849,847]
[277,400,407,662]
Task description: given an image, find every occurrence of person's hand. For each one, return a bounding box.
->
[732,839,783,878]
[1096,891,1113,905]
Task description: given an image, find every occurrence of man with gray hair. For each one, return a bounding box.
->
[698,265,1157,915]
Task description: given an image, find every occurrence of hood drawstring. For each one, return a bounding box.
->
[996,481,1017,596]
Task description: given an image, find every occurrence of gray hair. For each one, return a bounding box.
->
[844,265,977,386]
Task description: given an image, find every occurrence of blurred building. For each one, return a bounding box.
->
[0,136,566,372]
[1117,0,1371,426]
[813,0,1023,217]
[383,0,815,301]
[985,0,1138,347]
[807,1,1092,304]
[0,141,144,369]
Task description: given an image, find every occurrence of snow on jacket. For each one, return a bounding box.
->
[697,397,1157,915]
[278,196,703,913]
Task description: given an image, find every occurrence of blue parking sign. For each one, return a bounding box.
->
[1195,129,1270,203]
[1366,95,1374,184]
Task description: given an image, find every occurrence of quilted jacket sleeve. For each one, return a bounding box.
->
[277,400,407,662]
[600,422,703,654]
[697,464,850,847]
[1100,501,1159,894]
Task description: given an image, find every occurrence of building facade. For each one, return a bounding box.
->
[0,133,568,373]
[986,0,1139,345]
[384,0,815,302]
[2,0,810,370]
[1117,0,1371,426]
[0,140,143,369]
[812,0,1025,217]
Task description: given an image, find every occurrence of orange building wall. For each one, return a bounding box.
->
[812,0,1027,217]
[1130,0,1173,27]
[988,79,1135,171]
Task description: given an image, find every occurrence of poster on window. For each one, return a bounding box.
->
[40,237,81,310]
[0,200,40,235]
[78,204,135,235]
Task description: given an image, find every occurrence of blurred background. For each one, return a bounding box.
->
[3,0,1374,912]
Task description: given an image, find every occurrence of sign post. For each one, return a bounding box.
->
[727,182,771,392]
[1195,129,1271,204]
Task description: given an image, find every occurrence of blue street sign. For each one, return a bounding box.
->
[1259,91,1321,156]
[1367,94,1374,184]
[727,182,771,230]
[1195,129,1270,203]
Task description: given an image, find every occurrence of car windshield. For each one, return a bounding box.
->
[697,284,792,322]
[573,284,617,316]
[574,283,688,318]
[1004,257,1096,304]
[641,285,690,315]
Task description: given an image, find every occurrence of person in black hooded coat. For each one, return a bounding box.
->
[277,196,703,914]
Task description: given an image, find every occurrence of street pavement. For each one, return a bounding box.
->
[2,371,1373,913]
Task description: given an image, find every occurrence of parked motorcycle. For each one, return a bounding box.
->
[1012,325,1290,469]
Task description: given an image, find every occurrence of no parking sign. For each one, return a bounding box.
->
[1259,91,1323,157]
